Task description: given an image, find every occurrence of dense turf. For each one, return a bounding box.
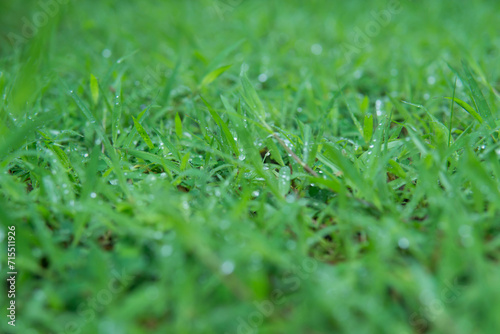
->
[1,0,500,333]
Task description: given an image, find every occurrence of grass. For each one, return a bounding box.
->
[1,0,500,333]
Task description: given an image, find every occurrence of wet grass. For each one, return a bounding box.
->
[1,0,500,333]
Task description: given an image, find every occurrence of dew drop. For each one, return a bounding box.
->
[311,44,323,55]
[398,237,410,249]
[258,73,268,82]
[161,245,173,257]
[102,49,112,58]
[221,261,235,275]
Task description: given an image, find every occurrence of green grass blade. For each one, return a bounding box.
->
[444,97,483,124]
[126,148,180,174]
[278,166,291,196]
[132,116,155,150]
[90,73,99,105]
[175,112,183,139]
[200,64,232,88]
[461,60,495,128]
[240,72,266,122]
[202,96,239,157]
[363,113,374,144]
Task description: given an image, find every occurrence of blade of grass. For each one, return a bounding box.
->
[448,78,457,147]
[200,64,232,88]
[90,73,99,105]
[444,97,483,124]
[461,60,495,128]
[132,115,155,150]
[202,96,239,157]
[175,112,183,139]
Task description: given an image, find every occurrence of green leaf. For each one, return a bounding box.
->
[301,123,312,164]
[363,113,373,144]
[137,106,149,121]
[343,96,364,138]
[278,166,291,196]
[307,125,323,168]
[202,97,239,157]
[444,97,483,124]
[309,176,342,193]
[426,111,450,148]
[50,145,72,170]
[132,116,155,150]
[122,105,152,148]
[388,159,407,179]
[90,73,99,105]
[240,73,266,122]
[448,78,457,147]
[464,149,500,202]
[0,113,55,167]
[111,89,122,144]
[360,95,369,114]
[321,143,366,195]
[461,61,495,128]
[155,129,180,161]
[200,64,232,88]
[180,152,191,171]
[175,112,183,139]
[266,137,285,167]
[126,149,179,174]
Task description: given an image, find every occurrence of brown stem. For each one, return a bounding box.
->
[272,132,319,177]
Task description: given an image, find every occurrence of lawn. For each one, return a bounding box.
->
[1,0,500,333]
